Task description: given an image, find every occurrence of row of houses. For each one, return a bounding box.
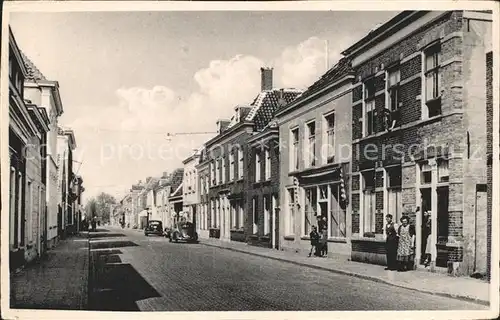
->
[114,10,494,279]
[7,27,85,272]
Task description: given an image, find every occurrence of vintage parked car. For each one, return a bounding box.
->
[167,222,199,243]
[144,220,164,236]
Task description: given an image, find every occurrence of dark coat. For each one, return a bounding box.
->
[309,230,320,245]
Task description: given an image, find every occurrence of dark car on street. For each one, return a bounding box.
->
[166,221,198,243]
[144,220,164,236]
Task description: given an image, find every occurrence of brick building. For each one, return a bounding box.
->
[246,119,280,248]
[56,128,77,238]
[343,10,492,275]
[276,58,353,256]
[167,168,184,226]
[8,27,52,270]
[25,103,50,262]
[23,50,64,249]
[204,67,301,242]
[182,149,201,225]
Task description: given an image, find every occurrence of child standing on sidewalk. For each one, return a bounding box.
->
[308,226,320,257]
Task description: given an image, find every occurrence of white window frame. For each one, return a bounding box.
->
[239,200,244,229]
[326,183,347,239]
[361,170,376,234]
[305,120,316,168]
[18,172,23,246]
[231,201,236,229]
[27,180,33,243]
[290,127,299,171]
[286,188,295,236]
[252,198,258,234]
[302,186,317,236]
[229,151,235,181]
[385,66,401,130]
[323,112,335,164]
[238,148,244,179]
[265,149,271,180]
[10,167,16,246]
[221,156,226,184]
[216,158,221,185]
[211,199,215,228]
[385,165,403,227]
[362,77,376,137]
[255,151,261,182]
[264,196,270,235]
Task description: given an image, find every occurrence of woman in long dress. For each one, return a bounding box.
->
[397,215,416,271]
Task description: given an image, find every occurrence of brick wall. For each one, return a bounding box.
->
[207,130,252,231]
[246,135,280,245]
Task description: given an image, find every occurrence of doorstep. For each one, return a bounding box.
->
[199,237,490,306]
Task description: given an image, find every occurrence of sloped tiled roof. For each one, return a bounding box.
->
[21,51,47,81]
[227,106,252,129]
[169,168,184,196]
[290,58,353,105]
[247,89,302,131]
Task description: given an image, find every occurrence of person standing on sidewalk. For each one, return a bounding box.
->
[91,216,97,232]
[423,210,432,267]
[397,215,416,272]
[384,214,399,271]
[318,216,328,257]
[308,226,320,257]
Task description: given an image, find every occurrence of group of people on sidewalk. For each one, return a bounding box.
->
[308,216,329,258]
[385,207,432,272]
[306,207,432,271]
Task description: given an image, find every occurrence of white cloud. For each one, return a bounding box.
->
[68,36,334,199]
[278,37,328,89]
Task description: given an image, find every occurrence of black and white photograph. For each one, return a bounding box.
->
[1,1,499,319]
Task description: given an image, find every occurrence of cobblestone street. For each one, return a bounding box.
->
[87,228,487,311]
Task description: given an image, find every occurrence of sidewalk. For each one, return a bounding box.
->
[10,232,89,310]
[199,237,490,306]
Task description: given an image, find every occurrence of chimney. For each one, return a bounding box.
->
[261,67,273,91]
[216,119,230,134]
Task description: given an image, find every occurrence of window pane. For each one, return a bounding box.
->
[363,190,375,233]
[425,73,435,100]
[438,160,449,182]
[425,53,436,71]
[329,186,341,237]
[388,69,400,86]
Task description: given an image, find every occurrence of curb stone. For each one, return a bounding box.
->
[199,242,490,306]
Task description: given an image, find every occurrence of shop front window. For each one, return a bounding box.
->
[362,170,376,234]
[304,187,317,235]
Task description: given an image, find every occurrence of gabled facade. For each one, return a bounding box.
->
[56,128,77,238]
[182,149,201,226]
[129,181,145,228]
[25,103,50,262]
[23,48,64,249]
[343,10,492,275]
[155,173,172,228]
[8,27,49,271]
[204,67,302,242]
[276,58,354,256]
[246,119,281,249]
[168,168,185,226]
[196,147,211,239]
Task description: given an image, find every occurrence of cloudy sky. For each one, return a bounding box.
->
[9,10,398,201]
